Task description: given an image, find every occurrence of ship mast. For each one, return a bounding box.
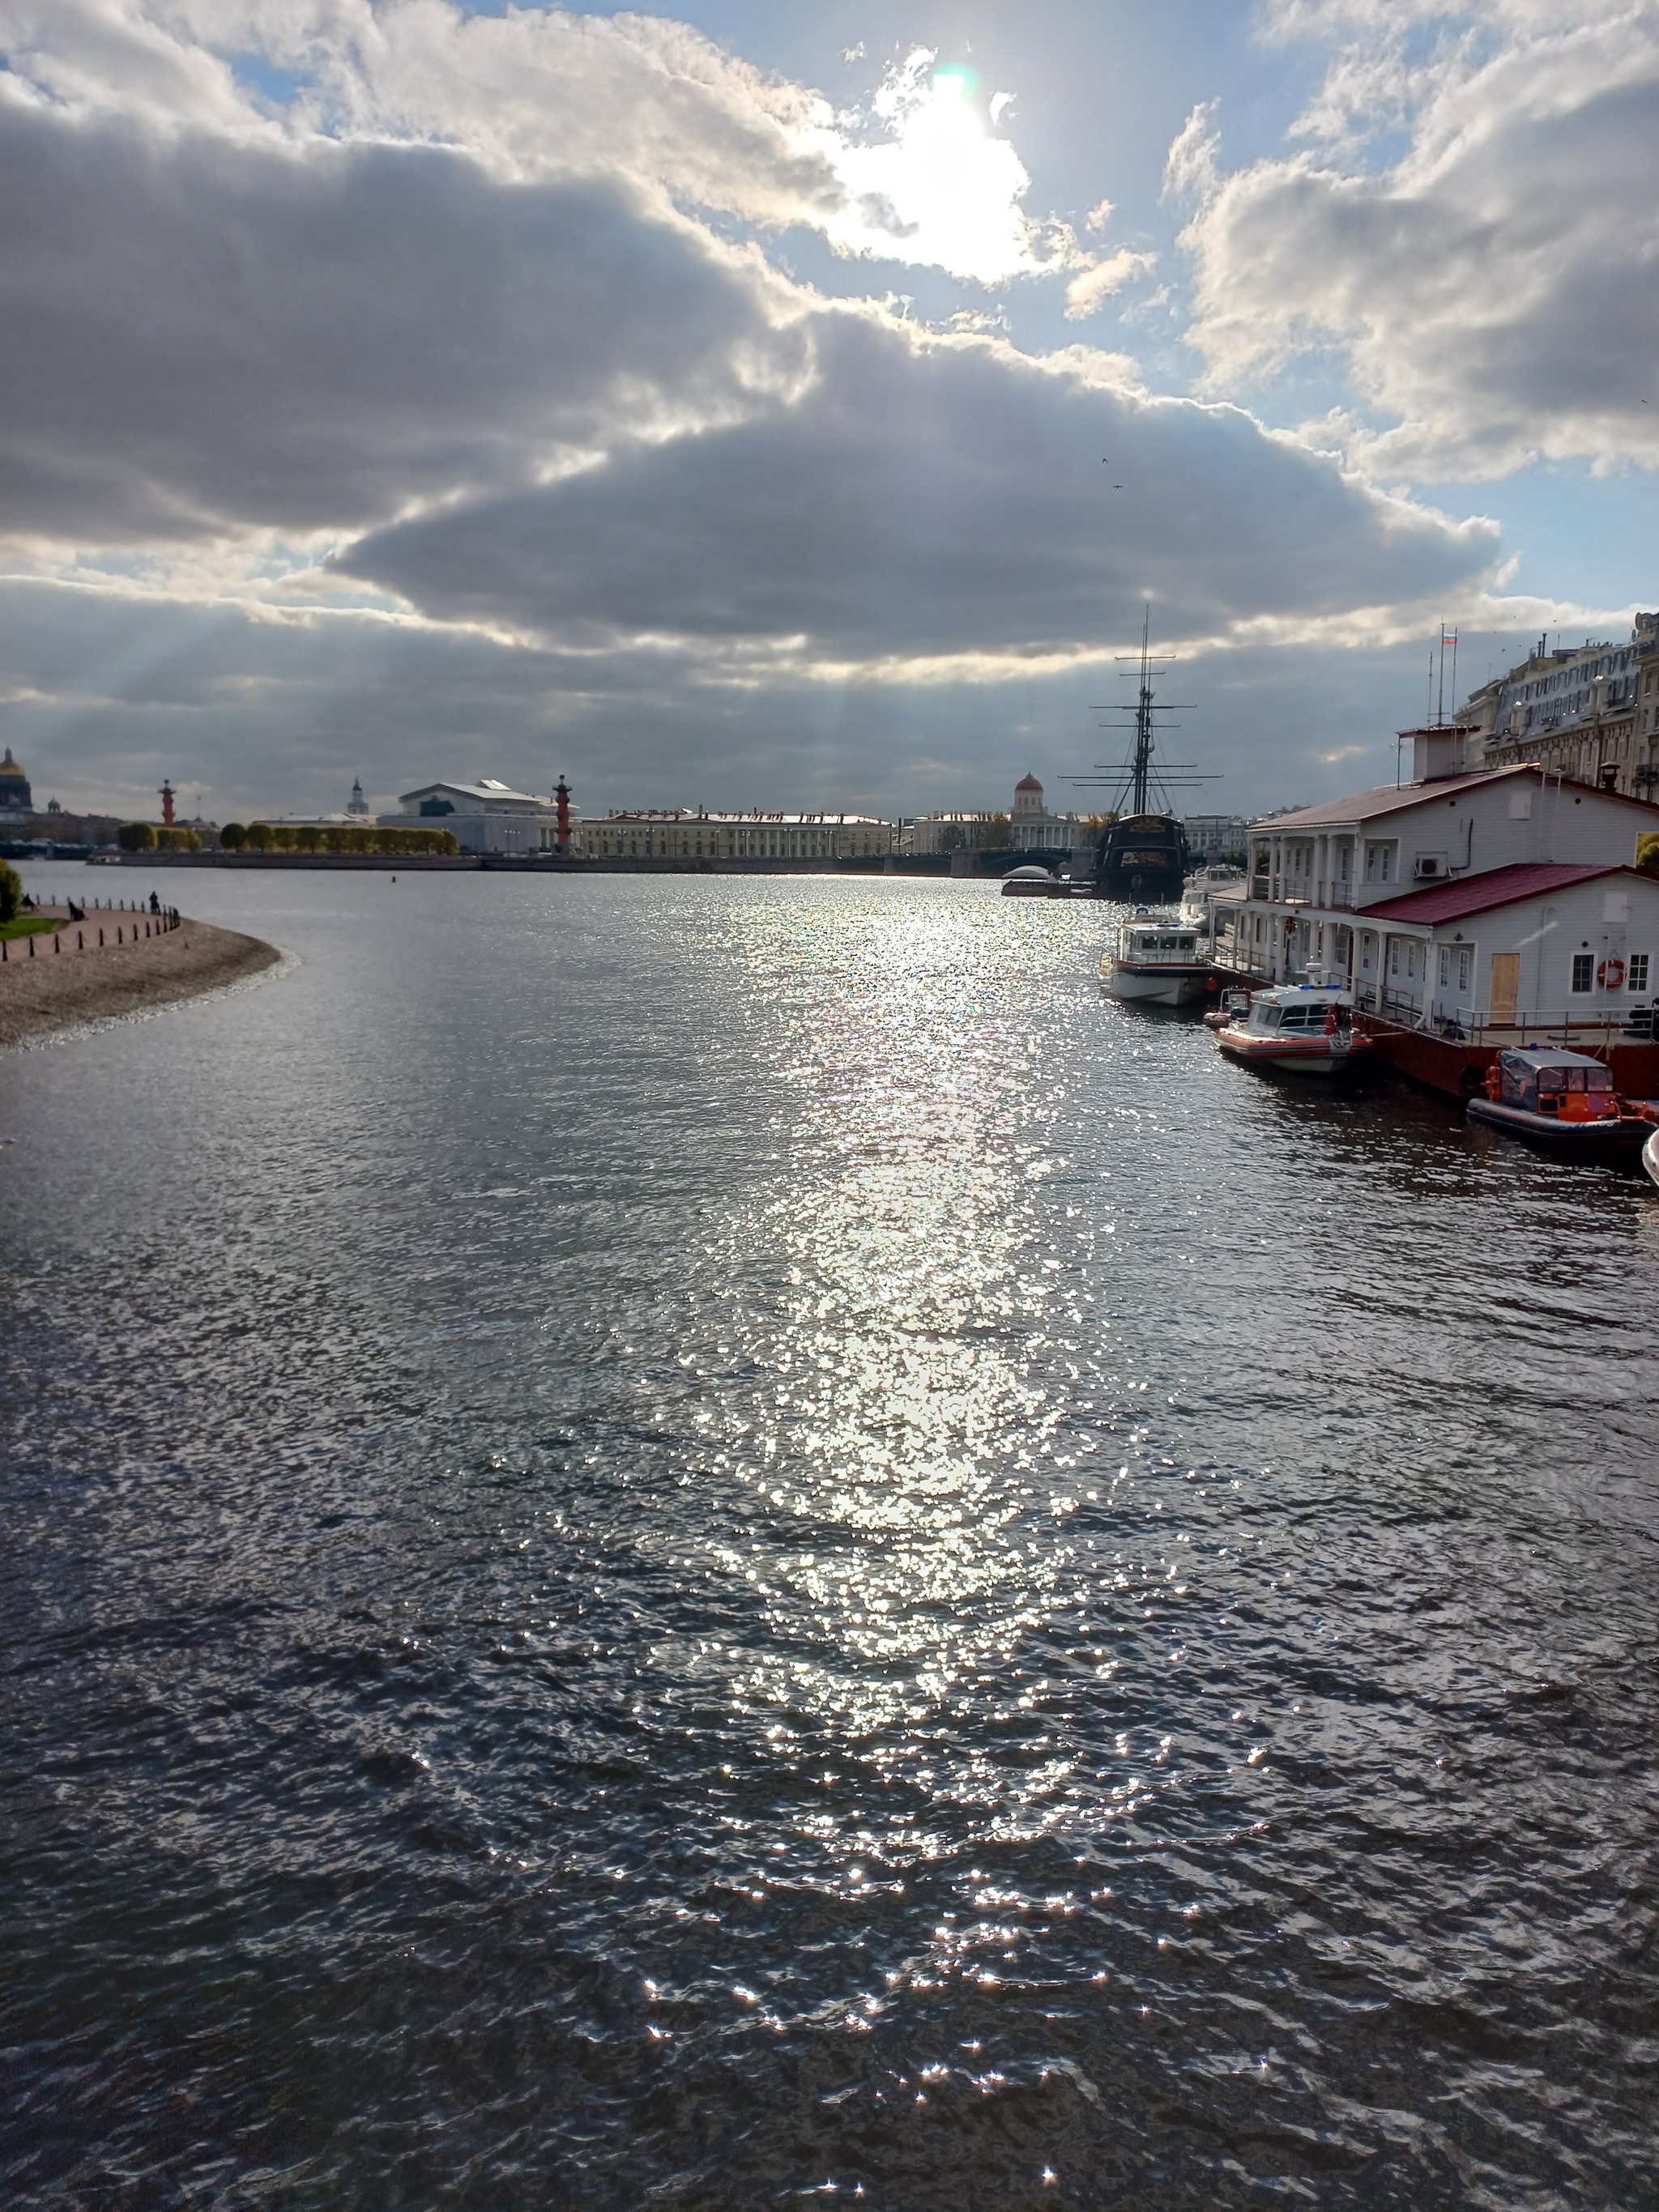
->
[1129,604,1155,816]
[1068,604,1215,816]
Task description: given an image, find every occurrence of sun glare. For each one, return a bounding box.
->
[827,51,1038,288]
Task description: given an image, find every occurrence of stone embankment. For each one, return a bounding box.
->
[0,906,280,1048]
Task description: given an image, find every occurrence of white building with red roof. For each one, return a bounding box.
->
[1355,863,1659,1040]
[1218,729,1659,1040]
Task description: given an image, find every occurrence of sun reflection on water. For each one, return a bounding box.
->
[667,890,1125,1838]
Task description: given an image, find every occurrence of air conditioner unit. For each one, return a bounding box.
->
[1414,855,1447,880]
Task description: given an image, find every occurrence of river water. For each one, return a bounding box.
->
[3,866,1657,2210]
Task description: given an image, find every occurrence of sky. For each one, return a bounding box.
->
[2,0,1657,824]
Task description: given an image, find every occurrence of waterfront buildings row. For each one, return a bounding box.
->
[582,810,896,863]
[1217,724,1659,1043]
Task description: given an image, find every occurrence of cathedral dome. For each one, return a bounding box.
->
[0,746,32,812]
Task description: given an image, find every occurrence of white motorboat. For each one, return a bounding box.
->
[1100,909,1213,1007]
[1643,1126,1659,1188]
[1179,864,1244,931]
[1214,982,1375,1076]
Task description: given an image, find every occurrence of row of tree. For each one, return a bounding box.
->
[113,820,463,856]
[220,823,462,855]
[117,824,204,851]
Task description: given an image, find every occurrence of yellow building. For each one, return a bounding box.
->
[582,809,897,863]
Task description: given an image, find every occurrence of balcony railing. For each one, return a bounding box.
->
[1354,996,1657,1051]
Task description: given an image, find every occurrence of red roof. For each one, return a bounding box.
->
[1250,765,1659,833]
[1360,862,1651,927]
[1015,772,1043,793]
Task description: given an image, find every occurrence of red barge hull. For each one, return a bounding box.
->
[1357,1016,1659,1102]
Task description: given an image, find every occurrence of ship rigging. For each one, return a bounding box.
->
[1071,607,1220,901]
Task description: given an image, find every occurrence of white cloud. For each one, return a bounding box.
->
[1064,250,1158,322]
[45,2,1059,287]
[1178,5,1659,478]
[1162,100,1222,206]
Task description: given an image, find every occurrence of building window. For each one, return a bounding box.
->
[1438,947,1451,987]
[1571,953,1595,994]
[1458,948,1473,994]
[1628,953,1651,993]
[1364,842,1394,883]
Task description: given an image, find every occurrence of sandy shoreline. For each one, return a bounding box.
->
[0,914,282,1049]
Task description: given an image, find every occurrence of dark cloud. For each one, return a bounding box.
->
[0,99,798,543]
[338,309,1497,659]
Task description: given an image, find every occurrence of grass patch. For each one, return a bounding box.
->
[1,915,62,942]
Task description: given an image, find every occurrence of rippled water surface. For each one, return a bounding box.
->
[4,867,1659,2210]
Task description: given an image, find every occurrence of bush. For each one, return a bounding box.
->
[118,820,157,851]
[220,822,246,850]
[0,859,20,923]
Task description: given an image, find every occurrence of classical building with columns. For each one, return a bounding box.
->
[582,809,895,863]
[1007,773,1086,853]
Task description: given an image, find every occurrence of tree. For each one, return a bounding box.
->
[118,820,157,851]
[0,859,20,923]
[245,821,272,850]
[156,827,202,851]
[220,822,246,850]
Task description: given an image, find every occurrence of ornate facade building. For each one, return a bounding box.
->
[1465,613,1659,796]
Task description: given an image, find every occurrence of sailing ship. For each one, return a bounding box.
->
[1072,608,1218,903]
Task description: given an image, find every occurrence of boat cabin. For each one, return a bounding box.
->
[1491,1046,1618,1119]
[1119,914,1202,965]
[1239,984,1353,1035]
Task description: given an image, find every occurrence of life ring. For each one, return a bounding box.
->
[1598,957,1625,990]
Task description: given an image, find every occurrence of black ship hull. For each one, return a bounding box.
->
[1094,815,1188,903]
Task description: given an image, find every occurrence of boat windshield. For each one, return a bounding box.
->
[1537,1065,1613,1093]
